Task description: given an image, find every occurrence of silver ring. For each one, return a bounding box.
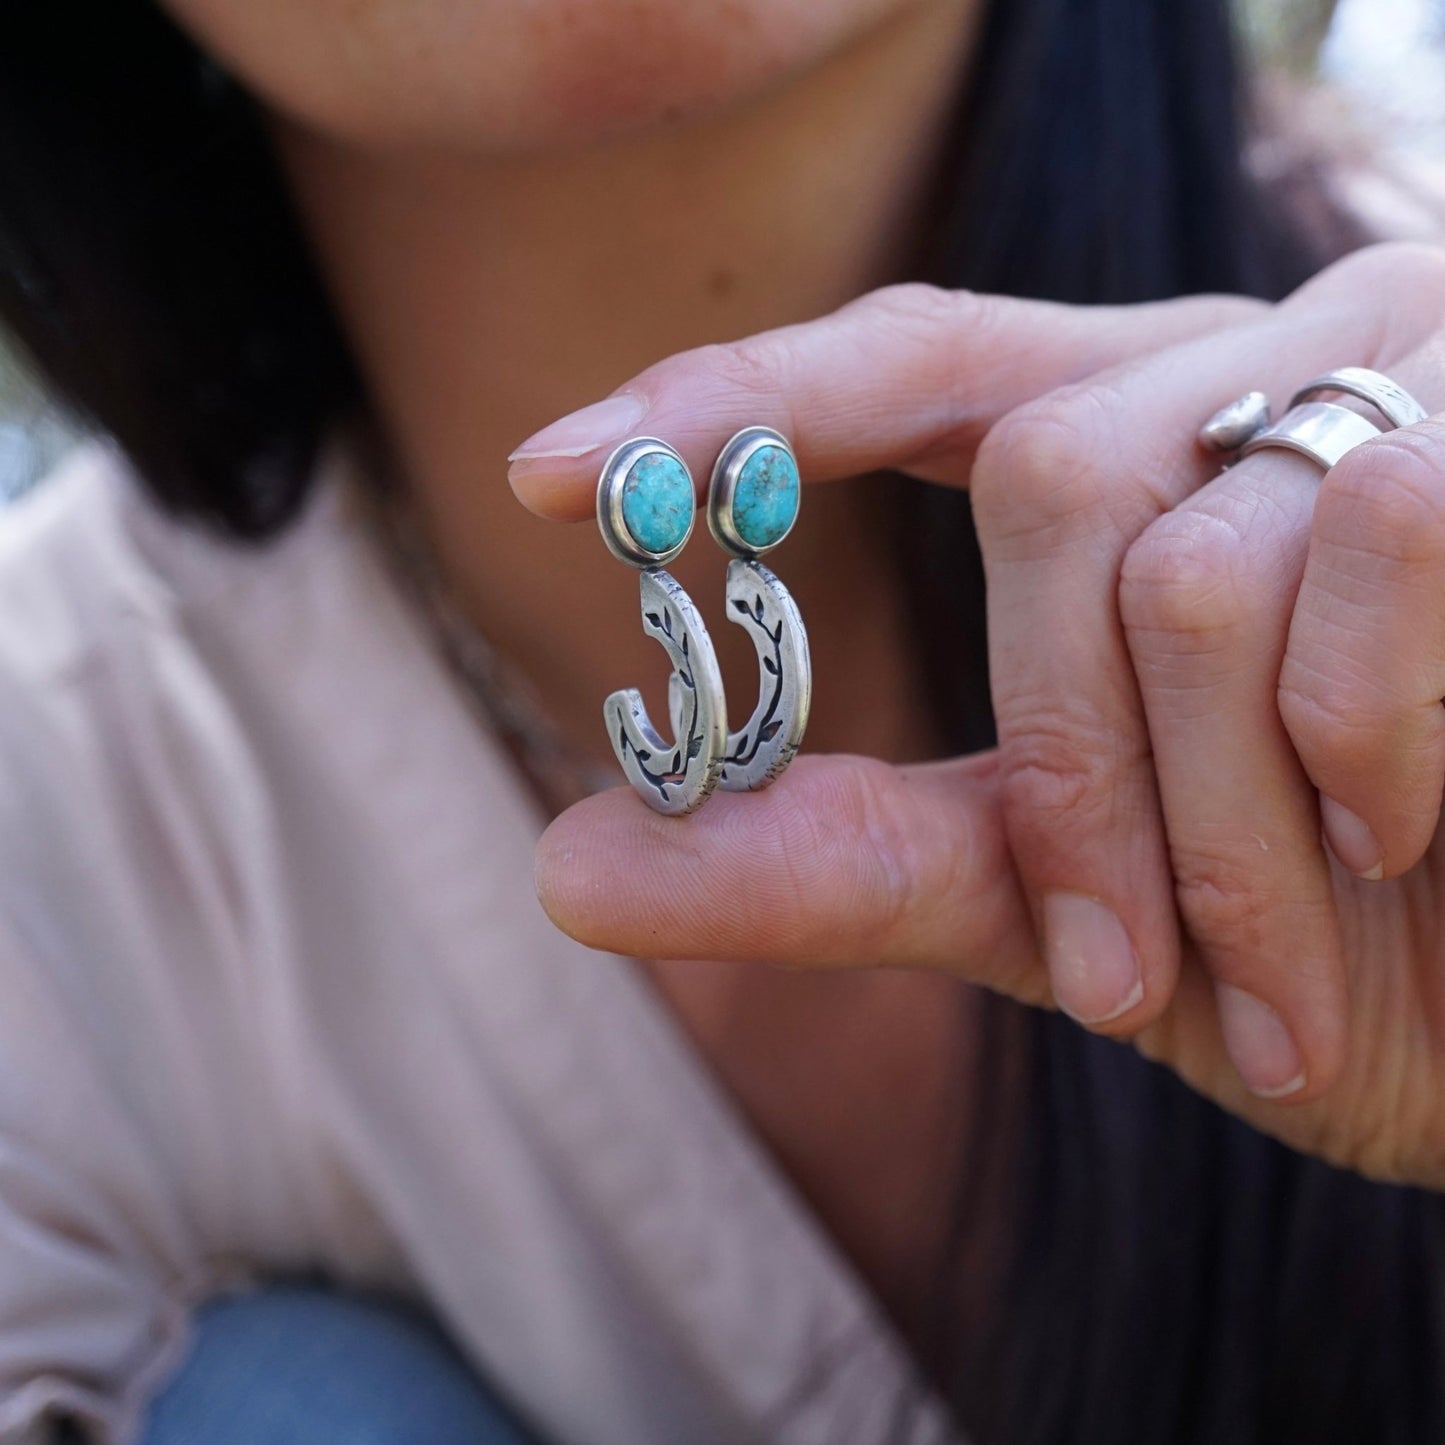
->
[1199,365,1429,476]
[1290,367,1429,430]
[1237,401,1384,472]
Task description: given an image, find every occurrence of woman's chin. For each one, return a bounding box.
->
[159,0,914,154]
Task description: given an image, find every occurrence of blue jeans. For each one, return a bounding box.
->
[139,1283,540,1444]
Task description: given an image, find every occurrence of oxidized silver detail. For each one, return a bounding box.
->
[707,425,798,558]
[597,435,695,568]
[1291,367,1429,430]
[1237,401,1383,471]
[718,559,810,791]
[604,568,725,815]
[1198,392,1271,453]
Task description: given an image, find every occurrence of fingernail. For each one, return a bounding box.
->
[507,393,649,462]
[1320,796,1383,880]
[1043,893,1143,1025]
[1215,983,1306,1099]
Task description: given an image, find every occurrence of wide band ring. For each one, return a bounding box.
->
[1237,402,1384,471]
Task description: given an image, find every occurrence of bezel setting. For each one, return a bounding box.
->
[707,425,799,559]
[596,435,695,568]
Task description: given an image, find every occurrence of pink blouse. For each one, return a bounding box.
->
[0,441,953,1445]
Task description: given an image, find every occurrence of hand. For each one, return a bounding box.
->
[509,242,1445,1189]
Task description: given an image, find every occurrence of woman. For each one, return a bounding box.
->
[1,0,1443,1441]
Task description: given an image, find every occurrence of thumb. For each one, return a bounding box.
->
[535,751,1048,1005]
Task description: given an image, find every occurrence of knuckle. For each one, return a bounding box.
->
[705,333,800,402]
[835,282,982,378]
[804,756,930,958]
[973,387,1120,545]
[851,279,973,330]
[1276,670,1386,774]
[1171,847,1279,949]
[999,703,1138,836]
[1119,509,1258,640]
[1316,429,1445,576]
[846,284,1003,401]
[1278,666,1445,837]
[872,281,1022,350]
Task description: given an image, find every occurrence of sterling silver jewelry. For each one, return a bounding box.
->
[598,436,726,815]
[706,426,811,791]
[1198,367,1428,474]
[1291,367,1429,429]
[1237,402,1383,470]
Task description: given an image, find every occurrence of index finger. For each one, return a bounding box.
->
[507,285,1263,520]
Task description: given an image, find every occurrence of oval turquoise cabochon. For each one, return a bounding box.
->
[733,444,799,550]
[621,452,693,555]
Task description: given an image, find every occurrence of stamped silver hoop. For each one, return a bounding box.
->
[597,436,727,814]
[717,560,811,791]
[604,569,726,815]
[702,426,810,790]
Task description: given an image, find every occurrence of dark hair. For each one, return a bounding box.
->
[3,2,1443,1443]
[0,2,360,536]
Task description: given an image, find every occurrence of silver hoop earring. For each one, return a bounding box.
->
[597,437,726,815]
[707,426,811,791]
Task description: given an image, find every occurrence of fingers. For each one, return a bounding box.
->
[972,298,1393,1046]
[1119,447,1348,1100]
[507,285,1262,519]
[1111,286,1445,1100]
[535,752,1046,999]
[1280,413,1445,879]
[527,242,1445,1118]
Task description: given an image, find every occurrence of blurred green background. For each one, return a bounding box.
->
[1243,0,1342,71]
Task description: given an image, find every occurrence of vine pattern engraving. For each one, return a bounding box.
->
[721,559,809,791]
[724,591,785,774]
[617,603,706,801]
[604,568,724,815]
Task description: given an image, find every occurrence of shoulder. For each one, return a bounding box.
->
[0,441,183,857]
[0,440,168,683]
[0,438,364,927]
[0,431,379,709]
[0,437,358,682]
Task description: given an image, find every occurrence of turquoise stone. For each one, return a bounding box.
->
[733,445,799,550]
[621,453,693,554]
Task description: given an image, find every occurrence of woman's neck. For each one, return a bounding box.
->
[271,0,978,771]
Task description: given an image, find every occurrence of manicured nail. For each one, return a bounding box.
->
[1320,796,1383,880]
[1215,982,1305,1099]
[507,393,649,463]
[1043,893,1143,1025]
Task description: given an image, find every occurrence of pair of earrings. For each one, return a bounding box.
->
[597,425,811,815]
